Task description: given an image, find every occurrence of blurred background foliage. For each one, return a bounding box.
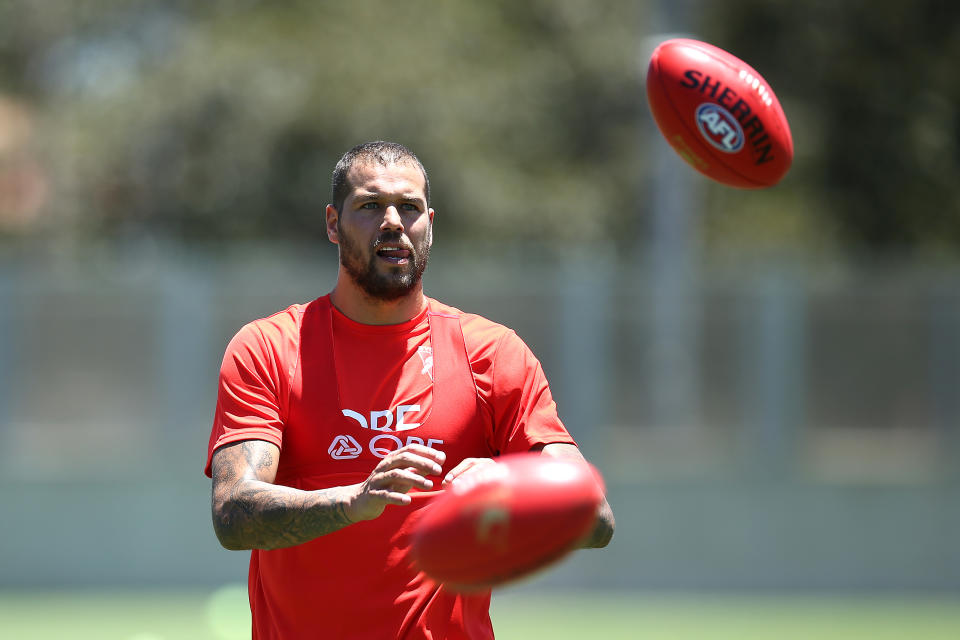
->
[702,0,960,259]
[0,0,954,259]
[0,0,645,249]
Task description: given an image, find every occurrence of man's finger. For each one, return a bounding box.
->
[392,444,447,464]
[442,457,495,485]
[373,468,435,491]
[378,451,444,476]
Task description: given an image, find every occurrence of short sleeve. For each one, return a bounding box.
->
[203,322,287,477]
[489,331,576,455]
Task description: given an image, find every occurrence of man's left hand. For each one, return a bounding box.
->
[441,457,497,486]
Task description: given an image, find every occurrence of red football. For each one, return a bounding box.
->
[646,38,793,188]
[411,452,605,592]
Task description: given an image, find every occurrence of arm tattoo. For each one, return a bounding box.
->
[245,445,274,473]
[212,441,354,551]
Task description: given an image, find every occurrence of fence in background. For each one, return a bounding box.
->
[1,245,957,589]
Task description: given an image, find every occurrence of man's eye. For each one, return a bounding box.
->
[361,202,380,209]
[401,203,419,211]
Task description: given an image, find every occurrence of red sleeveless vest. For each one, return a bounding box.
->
[249,296,495,640]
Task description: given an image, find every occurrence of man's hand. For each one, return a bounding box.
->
[441,456,498,487]
[345,444,447,522]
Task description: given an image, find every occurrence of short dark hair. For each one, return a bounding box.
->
[330,141,430,213]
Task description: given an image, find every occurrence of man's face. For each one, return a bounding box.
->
[329,161,434,301]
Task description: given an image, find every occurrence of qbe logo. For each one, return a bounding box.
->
[695,103,744,153]
[328,434,362,460]
[328,433,446,460]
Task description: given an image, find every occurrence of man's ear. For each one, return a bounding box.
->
[325,204,339,244]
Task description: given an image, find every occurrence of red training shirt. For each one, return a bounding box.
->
[205,295,575,639]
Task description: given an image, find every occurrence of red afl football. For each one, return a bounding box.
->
[411,452,605,592]
[646,38,793,188]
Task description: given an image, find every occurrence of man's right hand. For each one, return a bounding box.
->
[345,445,446,523]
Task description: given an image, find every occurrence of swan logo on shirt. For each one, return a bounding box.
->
[417,345,434,380]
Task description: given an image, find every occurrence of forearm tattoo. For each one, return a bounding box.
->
[212,441,354,550]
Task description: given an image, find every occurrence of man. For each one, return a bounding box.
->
[205,141,614,639]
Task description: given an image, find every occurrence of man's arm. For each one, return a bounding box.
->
[211,440,445,551]
[537,443,615,549]
[442,443,615,549]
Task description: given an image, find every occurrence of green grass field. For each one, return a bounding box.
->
[2,586,959,639]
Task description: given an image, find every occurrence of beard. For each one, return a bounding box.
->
[337,224,431,301]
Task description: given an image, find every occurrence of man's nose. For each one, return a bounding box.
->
[381,205,404,231]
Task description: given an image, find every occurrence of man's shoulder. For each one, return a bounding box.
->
[246,302,309,334]
[427,297,516,346]
[230,298,321,350]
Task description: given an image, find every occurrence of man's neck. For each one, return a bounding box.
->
[329,278,428,326]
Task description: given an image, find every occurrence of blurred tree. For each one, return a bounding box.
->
[0,0,957,259]
[701,0,960,257]
[0,0,647,250]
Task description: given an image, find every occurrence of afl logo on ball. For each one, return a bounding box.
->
[695,103,744,153]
